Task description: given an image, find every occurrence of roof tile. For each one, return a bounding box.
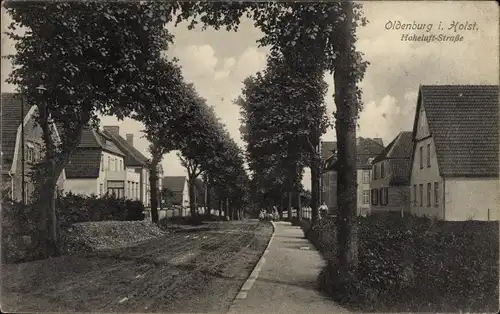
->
[1,93,35,162]
[418,85,499,177]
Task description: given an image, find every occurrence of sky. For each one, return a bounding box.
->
[2,1,498,190]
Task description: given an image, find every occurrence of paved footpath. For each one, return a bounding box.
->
[228,221,349,314]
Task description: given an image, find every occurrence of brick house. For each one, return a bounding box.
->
[1,93,66,203]
[370,131,413,215]
[410,85,499,221]
[322,137,384,216]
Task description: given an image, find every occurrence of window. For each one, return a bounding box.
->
[378,187,389,206]
[99,183,103,196]
[373,165,378,180]
[419,146,423,169]
[419,184,423,206]
[127,181,131,198]
[371,189,379,206]
[119,160,123,171]
[107,156,110,170]
[434,182,439,207]
[381,162,385,178]
[101,156,104,171]
[26,142,35,163]
[362,171,370,184]
[427,183,431,207]
[427,144,431,167]
[24,182,30,204]
[363,190,370,204]
[413,184,417,205]
[34,143,42,161]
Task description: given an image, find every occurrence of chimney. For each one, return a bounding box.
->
[373,138,384,146]
[126,134,134,146]
[103,125,120,134]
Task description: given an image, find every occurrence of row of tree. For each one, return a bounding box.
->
[6,0,369,289]
[5,1,250,258]
[171,1,370,287]
[237,50,329,222]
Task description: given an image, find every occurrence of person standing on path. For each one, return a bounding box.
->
[319,202,328,219]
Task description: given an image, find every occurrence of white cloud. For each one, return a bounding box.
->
[2,2,498,190]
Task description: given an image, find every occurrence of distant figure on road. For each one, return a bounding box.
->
[319,202,328,219]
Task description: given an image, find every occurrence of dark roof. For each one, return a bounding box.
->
[1,93,35,163]
[321,141,337,160]
[65,128,125,178]
[162,176,186,193]
[356,137,385,169]
[325,137,385,170]
[65,149,102,179]
[413,85,499,177]
[87,128,124,156]
[102,129,149,167]
[373,131,412,163]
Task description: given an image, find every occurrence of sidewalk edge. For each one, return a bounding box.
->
[230,220,276,305]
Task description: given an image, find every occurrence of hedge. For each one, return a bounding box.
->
[2,193,145,263]
[301,213,499,312]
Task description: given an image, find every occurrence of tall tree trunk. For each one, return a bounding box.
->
[287,190,292,220]
[310,150,321,225]
[34,158,66,258]
[334,0,359,274]
[226,198,230,219]
[149,161,159,224]
[206,178,212,215]
[188,176,197,217]
[219,197,223,217]
[297,188,302,220]
[279,196,284,219]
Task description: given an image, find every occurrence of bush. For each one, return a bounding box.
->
[57,192,145,228]
[2,193,145,263]
[303,214,499,312]
[1,200,44,263]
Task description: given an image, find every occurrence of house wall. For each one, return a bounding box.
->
[371,160,410,214]
[445,178,499,221]
[357,169,371,216]
[410,105,444,219]
[8,106,65,202]
[64,178,99,196]
[371,160,391,212]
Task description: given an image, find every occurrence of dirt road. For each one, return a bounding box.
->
[1,220,272,313]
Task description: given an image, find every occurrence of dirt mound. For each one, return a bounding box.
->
[60,220,166,255]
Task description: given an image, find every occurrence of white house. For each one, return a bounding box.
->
[410,85,499,221]
[64,127,141,198]
[102,126,163,208]
[162,176,190,217]
[1,93,66,203]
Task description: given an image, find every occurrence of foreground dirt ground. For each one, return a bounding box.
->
[1,220,272,313]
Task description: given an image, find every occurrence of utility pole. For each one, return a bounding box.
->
[21,96,25,205]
